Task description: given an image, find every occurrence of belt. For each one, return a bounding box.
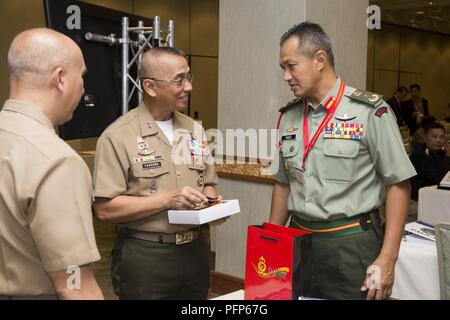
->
[122,228,201,245]
[291,211,376,238]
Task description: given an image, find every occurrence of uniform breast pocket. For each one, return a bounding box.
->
[188,164,207,188]
[323,139,359,182]
[280,140,300,174]
[131,163,170,195]
[127,161,171,195]
[132,163,169,179]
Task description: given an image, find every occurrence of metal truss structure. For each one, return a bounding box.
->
[85,16,174,114]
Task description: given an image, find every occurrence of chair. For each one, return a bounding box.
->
[436,223,450,299]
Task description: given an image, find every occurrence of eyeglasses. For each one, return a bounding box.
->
[141,73,193,87]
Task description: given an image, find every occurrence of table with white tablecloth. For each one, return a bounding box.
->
[418,186,450,226]
[391,236,440,300]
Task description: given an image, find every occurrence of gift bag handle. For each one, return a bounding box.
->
[260,235,279,242]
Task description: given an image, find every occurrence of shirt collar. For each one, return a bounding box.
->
[138,103,160,137]
[138,103,196,145]
[2,100,55,131]
[306,77,342,114]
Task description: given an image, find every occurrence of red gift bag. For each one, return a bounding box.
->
[244,222,312,300]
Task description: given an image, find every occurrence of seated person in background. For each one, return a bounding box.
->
[402,84,429,135]
[410,122,450,201]
[386,86,408,126]
[411,115,436,150]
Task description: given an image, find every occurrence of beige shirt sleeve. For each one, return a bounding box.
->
[29,155,100,272]
[93,132,129,198]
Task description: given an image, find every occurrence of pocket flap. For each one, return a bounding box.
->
[323,140,359,158]
[188,164,207,171]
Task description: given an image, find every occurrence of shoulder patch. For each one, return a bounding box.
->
[347,89,383,107]
[278,97,303,113]
[375,106,389,118]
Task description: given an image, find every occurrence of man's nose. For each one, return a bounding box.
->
[183,81,193,92]
[283,70,292,82]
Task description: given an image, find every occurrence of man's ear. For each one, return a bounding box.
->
[142,80,157,97]
[314,50,327,71]
[51,67,65,92]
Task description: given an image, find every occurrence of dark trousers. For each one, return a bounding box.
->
[291,213,384,300]
[111,231,210,300]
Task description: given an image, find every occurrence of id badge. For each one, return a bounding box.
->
[293,165,305,184]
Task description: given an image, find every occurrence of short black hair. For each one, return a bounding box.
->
[146,46,186,57]
[396,86,408,94]
[424,122,445,135]
[421,116,436,129]
[410,84,421,91]
[280,21,335,68]
[138,46,186,78]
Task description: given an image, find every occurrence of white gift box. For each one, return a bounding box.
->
[168,200,240,225]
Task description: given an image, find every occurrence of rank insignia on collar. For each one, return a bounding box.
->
[335,114,357,122]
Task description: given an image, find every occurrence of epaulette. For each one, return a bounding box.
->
[278,97,303,113]
[347,88,383,107]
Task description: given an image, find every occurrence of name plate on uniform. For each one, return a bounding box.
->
[168,200,240,225]
[142,162,162,170]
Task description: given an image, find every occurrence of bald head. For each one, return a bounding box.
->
[8,28,81,85]
[7,28,87,126]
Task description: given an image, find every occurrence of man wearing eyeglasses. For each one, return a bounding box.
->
[93,47,220,300]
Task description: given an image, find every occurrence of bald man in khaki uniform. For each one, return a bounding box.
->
[0,29,103,300]
[93,47,220,300]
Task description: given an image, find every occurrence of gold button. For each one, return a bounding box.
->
[176,171,181,176]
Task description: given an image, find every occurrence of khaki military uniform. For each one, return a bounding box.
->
[271,78,416,299]
[93,103,217,299]
[0,100,100,298]
[93,103,217,232]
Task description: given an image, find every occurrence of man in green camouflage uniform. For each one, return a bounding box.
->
[270,22,416,300]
